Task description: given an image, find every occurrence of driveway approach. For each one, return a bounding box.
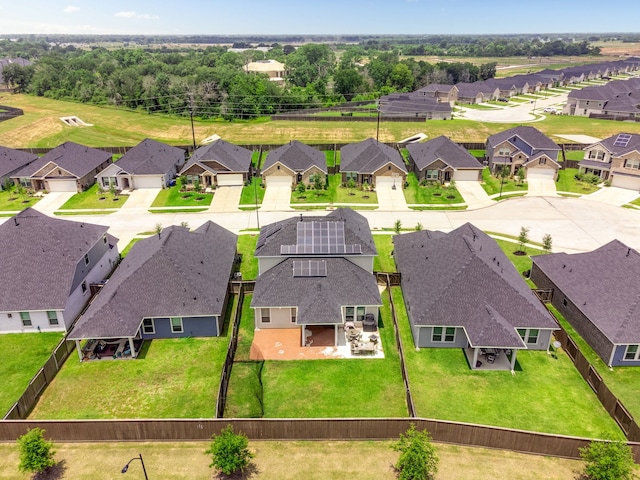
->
[458,92,569,123]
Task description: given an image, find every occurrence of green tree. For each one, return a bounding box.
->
[347,178,356,195]
[311,173,324,194]
[205,425,254,476]
[17,428,56,474]
[579,440,635,480]
[388,63,415,91]
[3,178,16,199]
[392,424,439,480]
[415,222,423,231]
[479,62,498,80]
[154,222,163,238]
[333,67,365,100]
[542,233,553,254]
[394,219,402,235]
[516,168,526,184]
[517,226,530,253]
[296,182,306,196]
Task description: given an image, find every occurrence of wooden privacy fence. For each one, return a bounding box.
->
[0,105,23,122]
[4,338,75,420]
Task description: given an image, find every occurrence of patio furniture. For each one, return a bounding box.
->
[363,313,377,332]
[351,341,377,355]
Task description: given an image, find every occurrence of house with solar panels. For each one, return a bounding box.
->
[251,208,382,348]
[578,133,640,190]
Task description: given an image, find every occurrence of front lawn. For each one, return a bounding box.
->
[150,185,213,207]
[291,174,337,204]
[373,235,395,272]
[58,184,129,210]
[0,189,41,211]
[0,333,63,416]
[237,234,258,280]
[392,287,623,439]
[481,168,528,196]
[403,173,463,204]
[240,177,265,206]
[556,168,599,194]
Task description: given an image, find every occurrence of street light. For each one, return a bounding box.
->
[122,454,149,479]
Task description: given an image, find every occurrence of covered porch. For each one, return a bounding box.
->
[464,347,519,371]
[75,337,144,362]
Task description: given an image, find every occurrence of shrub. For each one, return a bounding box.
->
[579,440,635,480]
[584,173,600,185]
[392,424,439,480]
[17,428,56,474]
[205,425,254,476]
[574,172,584,182]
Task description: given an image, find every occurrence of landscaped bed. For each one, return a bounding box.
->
[0,189,41,212]
[150,185,213,207]
[556,168,599,194]
[481,168,528,196]
[58,184,129,210]
[402,173,463,204]
[291,174,379,205]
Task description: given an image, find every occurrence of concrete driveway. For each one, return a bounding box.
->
[376,183,407,211]
[115,188,161,213]
[583,187,640,206]
[262,184,292,211]
[455,181,493,209]
[527,178,557,197]
[31,192,75,215]
[458,92,568,123]
[208,186,242,213]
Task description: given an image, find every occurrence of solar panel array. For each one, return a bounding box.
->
[280,221,362,255]
[613,133,632,148]
[292,260,328,277]
[256,223,282,249]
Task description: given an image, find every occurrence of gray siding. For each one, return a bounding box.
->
[612,344,640,367]
[417,326,468,348]
[70,237,110,292]
[142,315,219,339]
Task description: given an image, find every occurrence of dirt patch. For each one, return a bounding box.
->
[0,116,63,146]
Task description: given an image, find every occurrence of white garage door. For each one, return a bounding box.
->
[527,168,555,179]
[217,174,244,186]
[611,174,640,191]
[266,175,292,187]
[133,176,164,189]
[375,176,400,187]
[454,169,481,181]
[46,179,77,192]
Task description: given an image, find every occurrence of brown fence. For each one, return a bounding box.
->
[375,272,401,286]
[589,113,640,122]
[3,338,76,420]
[270,114,426,122]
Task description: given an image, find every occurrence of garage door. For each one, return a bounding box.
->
[611,174,640,191]
[133,176,163,189]
[217,174,244,186]
[46,179,77,192]
[527,168,555,179]
[454,169,481,181]
[266,175,292,187]
[375,176,401,187]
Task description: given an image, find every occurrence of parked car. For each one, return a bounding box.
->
[543,107,556,113]
[498,97,509,102]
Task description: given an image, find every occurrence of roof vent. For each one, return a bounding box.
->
[299,213,303,222]
[13,217,18,226]
[627,248,631,257]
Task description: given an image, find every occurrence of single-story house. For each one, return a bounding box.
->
[11,142,112,192]
[96,139,186,190]
[244,59,286,84]
[68,221,237,360]
[340,138,407,187]
[0,146,38,189]
[579,133,640,190]
[406,136,483,183]
[394,223,558,371]
[0,208,120,334]
[261,140,327,188]
[180,139,253,187]
[531,241,640,367]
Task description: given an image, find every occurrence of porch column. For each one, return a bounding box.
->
[128,337,136,358]
[510,350,518,372]
[472,348,479,369]
[301,325,306,347]
[334,325,339,346]
[75,340,83,361]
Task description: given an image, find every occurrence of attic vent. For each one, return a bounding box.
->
[627,248,631,257]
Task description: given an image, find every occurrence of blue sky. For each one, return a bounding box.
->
[0,0,637,35]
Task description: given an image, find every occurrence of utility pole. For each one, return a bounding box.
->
[376,98,381,143]
[187,93,197,153]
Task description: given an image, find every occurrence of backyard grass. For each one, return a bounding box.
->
[481,168,528,196]
[237,234,258,280]
[391,287,623,439]
[373,235,395,272]
[239,177,265,206]
[58,184,128,210]
[556,168,599,194]
[150,185,213,207]
[0,333,63,416]
[562,150,585,161]
[325,150,340,167]
[402,173,463,204]
[0,189,41,211]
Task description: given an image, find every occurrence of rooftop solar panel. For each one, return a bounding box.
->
[292,259,327,277]
[613,133,632,147]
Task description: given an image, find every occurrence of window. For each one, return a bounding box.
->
[19,177,30,188]
[81,281,87,295]
[624,159,640,170]
[357,306,365,322]
[103,234,107,244]
[346,172,357,182]
[498,148,511,156]
[345,307,355,322]
[291,309,296,324]
[20,312,32,327]
[432,326,455,343]
[141,318,154,334]
[170,317,183,333]
[47,311,59,326]
[518,328,539,344]
[563,297,568,306]
[426,169,439,180]
[84,253,89,266]
[624,345,640,361]
[539,158,546,165]
[261,309,271,324]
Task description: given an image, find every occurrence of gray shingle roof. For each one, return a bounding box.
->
[262,140,327,173]
[0,146,38,178]
[532,240,640,344]
[0,209,112,312]
[255,208,377,258]
[487,126,561,152]
[596,133,640,156]
[340,138,407,174]
[12,142,111,178]
[182,139,252,175]
[115,139,185,175]
[407,136,483,170]
[578,159,611,170]
[394,223,556,348]
[251,257,381,325]
[68,221,237,339]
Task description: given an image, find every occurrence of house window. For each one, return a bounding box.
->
[47,311,59,326]
[261,309,271,324]
[518,328,539,344]
[563,297,567,306]
[356,307,366,322]
[432,326,455,343]
[186,174,198,184]
[498,148,511,156]
[81,281,87,295]
[426,169,439,180]
[20,312,32,327]
[345,307,355,322]
[84,253,90,266]
[170,317,183,333]
[103,234,107,244]
[624,159,640,170]
[345,172,357,182]
[142,318,155,334]
[19,177,31,187]
[291,309,296,324]
[624,345,640,361]
[539,158,547,165]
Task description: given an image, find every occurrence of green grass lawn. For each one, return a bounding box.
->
[481,168,528,196]
[392,287,623,439]
[556,168,599,194]
[325,150,340,167]
[403,173,463,204]
[0,189,40,211]
[0,333,63,416]
[335,182,378,204]
[240,177,265,206]
[373,235,395,272]
[29,333,229,419]
[251,151,263,168]
[292,174,337,204]
[237,234,258,280]
[150,185,213,207]
[58,184,128,210]
[562,150,585,161]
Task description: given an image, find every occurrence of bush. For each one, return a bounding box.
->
[17,428,56,474]
[392,424,439,480]
[579,440,635,480]
[205,425,254,476]
[583,173,601,185]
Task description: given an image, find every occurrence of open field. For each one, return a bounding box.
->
[0,440,588,480]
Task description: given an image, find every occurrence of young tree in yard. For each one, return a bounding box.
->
[194,177,202,194]
[177,175,186,191]
[579,440,635,480]
[415,222,423,231]
[542,233,553,254]
[296,182,306,196]
[394,219,402,235]
[4,178,16,199]
[516,168,526,184]
[17,428,56,475]
[392,424,439,480]
[517,226,530,254]
[205,425,254,476]
[155,222,163,238]
[347,178,356,195]
[109,182,118,200]
[311,173,324,195]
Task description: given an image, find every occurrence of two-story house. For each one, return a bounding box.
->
[579,133,640,190]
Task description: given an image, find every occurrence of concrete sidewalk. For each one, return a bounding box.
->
[582,187,640,206]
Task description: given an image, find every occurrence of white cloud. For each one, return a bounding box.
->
[64,5,80,13]
[114,11,159,20]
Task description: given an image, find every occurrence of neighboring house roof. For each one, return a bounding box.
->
[244,59,285,73]
[578,159,611,170]
[523,151,561,168]
[255,208,377,258]
[0,57,31,83]
[532,240,640,344]
[251,257,381,324]
[394,223,556,348]
[416,84,457,94]
[262,140,327,174]
[181,139,252,175]
[114,139,185,176]
[68,221,237,339]
[0,208,113,312]
[407,136,483,171]
[487,126,561,152]
[0,146,38,179]
[379,94,452,115]
[592,133,640,156]
[340,138,407,174]
[12,142,111,179]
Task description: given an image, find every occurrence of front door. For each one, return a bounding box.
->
[444,171,451,182]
